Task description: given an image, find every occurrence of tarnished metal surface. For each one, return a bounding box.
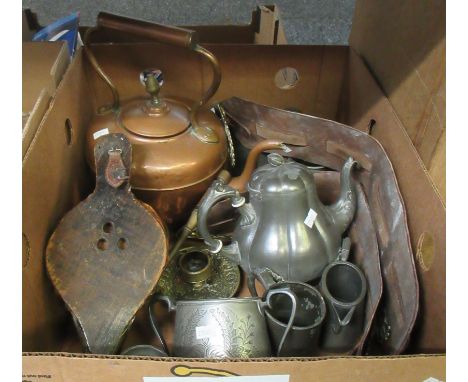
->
[46,134,168,354]
[197,152,359,291]
[315,172,382,355]
[150,288,298,358]
[155,240,240,301]
[222,97,417,354]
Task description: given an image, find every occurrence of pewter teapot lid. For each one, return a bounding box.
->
[248,153,312,195]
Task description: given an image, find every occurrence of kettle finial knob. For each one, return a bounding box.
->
[140,69,164,106]
[267,153,285,167]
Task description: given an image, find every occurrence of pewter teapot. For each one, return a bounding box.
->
[197,151,358,293]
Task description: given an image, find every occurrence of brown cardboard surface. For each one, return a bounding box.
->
[22,89,49,155]
[341,48,445,352]
[22,354,445,381]
[350,0,446,200]
[23,51,94,351]
[253,5,287,45]
[22,41,70,157]
[22,42,69,113]
[86,44,348,123]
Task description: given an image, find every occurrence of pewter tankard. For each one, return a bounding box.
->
[149,288,297,358]
[264,281,326,356]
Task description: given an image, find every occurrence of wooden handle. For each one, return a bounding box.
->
[97,12,198,49]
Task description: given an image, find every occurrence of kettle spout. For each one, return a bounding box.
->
[327,157,359,234]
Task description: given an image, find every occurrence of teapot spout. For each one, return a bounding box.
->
[327,157,358,235]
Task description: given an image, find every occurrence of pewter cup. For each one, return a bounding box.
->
[149,287,297,358]
[264,281,326,356]
[319,260,367,353]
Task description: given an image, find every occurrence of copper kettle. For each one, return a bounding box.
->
[84,13,228,228]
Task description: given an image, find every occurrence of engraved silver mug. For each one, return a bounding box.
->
[149,288,297,358]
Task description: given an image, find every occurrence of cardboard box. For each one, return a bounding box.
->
[22,2,446,380]
[22,41,70,158]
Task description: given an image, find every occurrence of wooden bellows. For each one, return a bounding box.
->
[46,134,168,354]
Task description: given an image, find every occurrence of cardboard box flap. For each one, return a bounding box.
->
[22,41,70,158]
[343,48,445,352]
[22,41,69,112]
[349,0,446,200]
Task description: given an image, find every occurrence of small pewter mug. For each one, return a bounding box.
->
[264,281,326,356]
[319,259,367,353]
[149,288,297,358]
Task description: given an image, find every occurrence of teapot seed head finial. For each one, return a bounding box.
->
[267,153,285,167]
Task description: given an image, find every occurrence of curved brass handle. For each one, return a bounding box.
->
[84,27,120,112]
[84,13,222,142]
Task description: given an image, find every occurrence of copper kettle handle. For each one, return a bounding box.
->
[84,13,221,142]
[97,12,197,48]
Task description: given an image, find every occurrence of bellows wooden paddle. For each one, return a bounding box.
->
[46,133,168,354]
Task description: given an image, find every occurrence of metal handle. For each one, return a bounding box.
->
[197,178,245,254]
[97,12,197,48]
[338,236,352,262]
[248,267,285,297]
[85,13,222,141]
[263,287,298,357]
[169,170,232,260]
[148,294,175,355]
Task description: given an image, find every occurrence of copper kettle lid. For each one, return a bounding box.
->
[120,69,190,138]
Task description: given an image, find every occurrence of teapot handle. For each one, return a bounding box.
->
[84,13,221,143]
[197,178,245,254]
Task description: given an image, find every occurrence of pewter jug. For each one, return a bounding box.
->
[320,257,367,353]
[197,152,358,293]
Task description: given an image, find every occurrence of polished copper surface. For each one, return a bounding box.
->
[87,103,226,190]
[97,12,198,49]
[85,13,228,228]
[120,98,190,138]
